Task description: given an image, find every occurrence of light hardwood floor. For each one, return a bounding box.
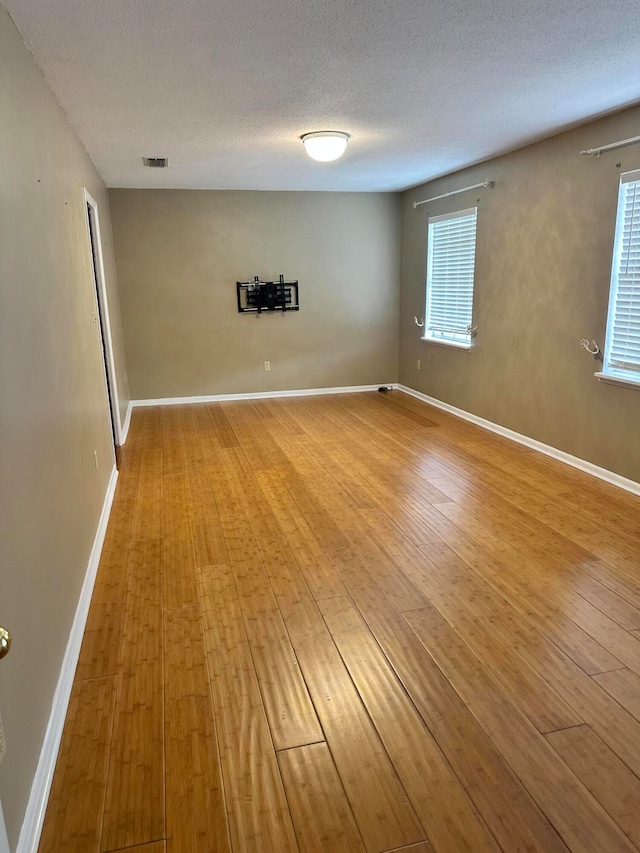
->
[38,391,640,852]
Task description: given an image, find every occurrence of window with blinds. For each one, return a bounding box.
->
[425,207,478,347]
[603,171,640,385]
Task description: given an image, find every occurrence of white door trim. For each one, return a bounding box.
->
[0,799,10,853]
[83,189,124,446]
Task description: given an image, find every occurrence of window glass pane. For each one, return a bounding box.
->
[425,208,477,345]
[604,177,640,382]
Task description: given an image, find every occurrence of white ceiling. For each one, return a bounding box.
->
[5,0,640,191]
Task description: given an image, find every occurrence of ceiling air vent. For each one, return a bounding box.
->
[143,157,168,168]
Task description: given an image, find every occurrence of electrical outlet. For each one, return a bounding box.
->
[0,708,6,765]
[264,361,271,371]
[416,359,421,370]
[94,450,99,471]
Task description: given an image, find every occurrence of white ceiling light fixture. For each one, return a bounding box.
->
[301,131,350,162]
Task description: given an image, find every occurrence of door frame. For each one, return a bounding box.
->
[83,189,124,446]
[0,798,9,853]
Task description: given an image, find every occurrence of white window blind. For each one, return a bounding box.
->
[604,171,640,383]
[425,207,477,346]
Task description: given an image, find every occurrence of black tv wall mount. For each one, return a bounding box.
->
[237,275,300,314]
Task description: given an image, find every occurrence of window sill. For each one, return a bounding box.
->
[421,336,471,351]
[595,371,640,391]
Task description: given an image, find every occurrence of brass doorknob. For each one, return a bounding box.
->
[0,627,11,660]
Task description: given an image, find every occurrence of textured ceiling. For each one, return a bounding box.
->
[5,0,640,190]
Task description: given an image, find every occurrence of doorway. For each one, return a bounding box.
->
[83,190,122,464]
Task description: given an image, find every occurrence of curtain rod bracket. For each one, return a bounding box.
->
[580,338,603,361]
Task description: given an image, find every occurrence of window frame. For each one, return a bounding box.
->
[597,169,640,391]
[422,206,478,352]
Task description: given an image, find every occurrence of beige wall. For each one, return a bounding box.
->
[110,189,401,399]
[399,105,640,483]
[0,5,128,847]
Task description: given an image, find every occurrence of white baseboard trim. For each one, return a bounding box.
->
[398,384,640,497]
[17,465,119,853]
[131,383,397,407]
[119,401,133,445]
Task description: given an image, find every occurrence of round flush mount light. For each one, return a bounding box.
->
[301,131,350,162]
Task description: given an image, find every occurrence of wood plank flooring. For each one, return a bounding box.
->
[39,391,640,852]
